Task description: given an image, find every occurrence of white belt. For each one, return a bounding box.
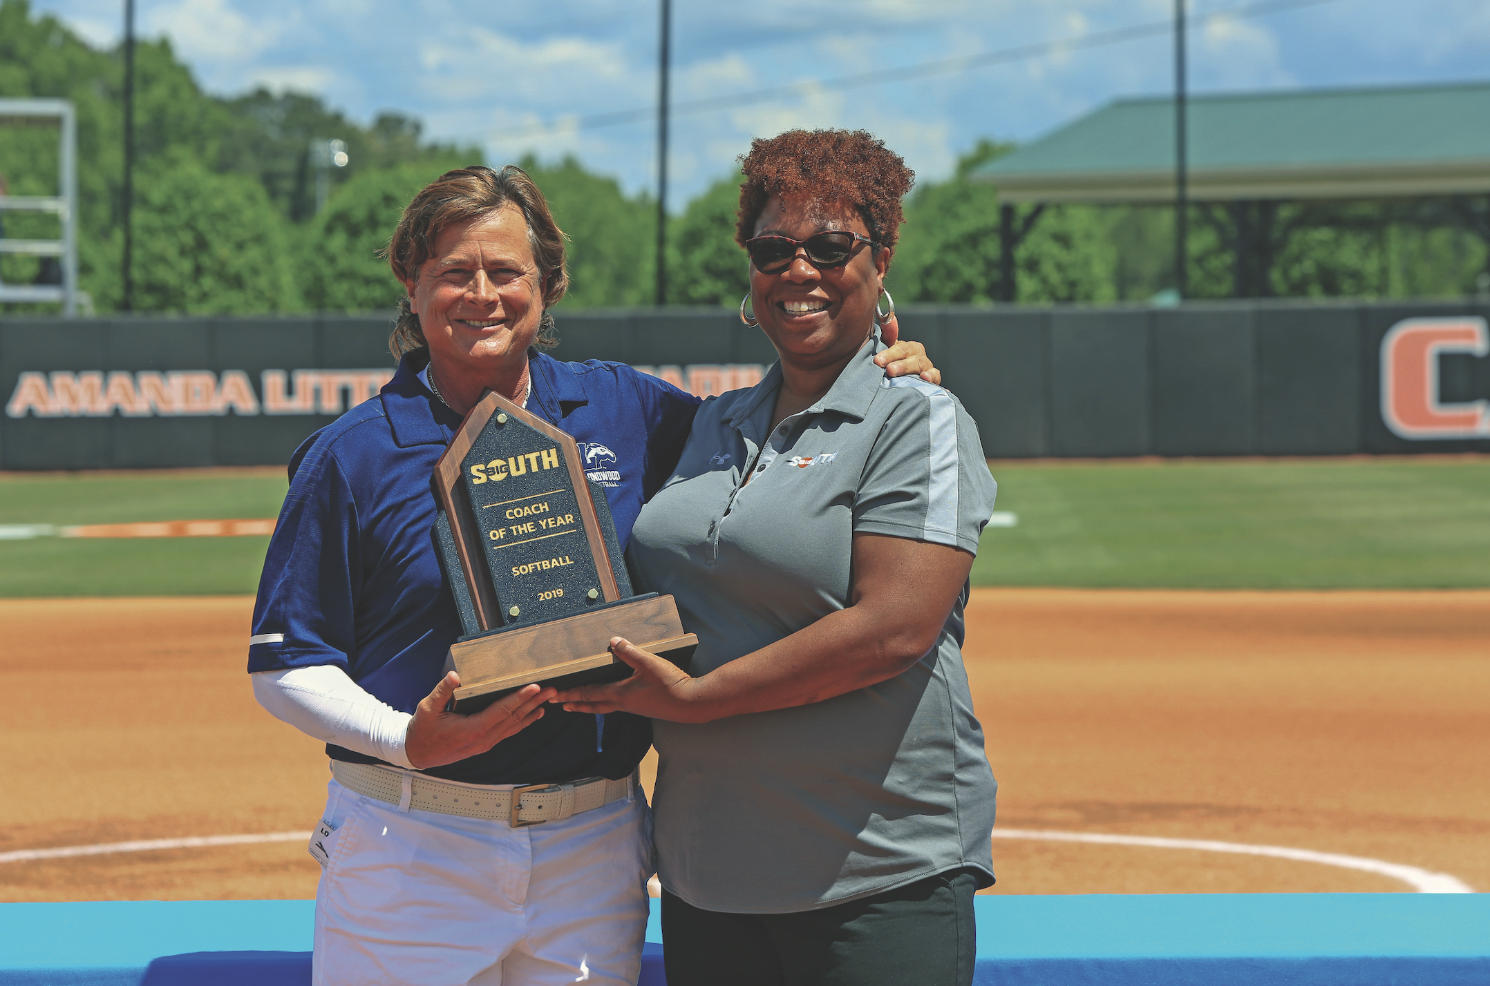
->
[331,760,634,827]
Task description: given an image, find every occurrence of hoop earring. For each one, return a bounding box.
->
[874,287,896,326]
[739,293,758,326]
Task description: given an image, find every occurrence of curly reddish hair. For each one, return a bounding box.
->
[735,130,915,251]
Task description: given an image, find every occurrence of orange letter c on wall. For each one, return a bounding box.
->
[1380,317,1490,439]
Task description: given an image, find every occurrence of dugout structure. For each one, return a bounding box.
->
[0,99,80,316]
[972,82,1490,302]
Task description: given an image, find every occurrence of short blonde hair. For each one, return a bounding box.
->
[384,165,569,359]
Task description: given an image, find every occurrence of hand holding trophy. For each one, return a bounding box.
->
[431,391,696,712]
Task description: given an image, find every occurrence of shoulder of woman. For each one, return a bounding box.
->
[534,353,690,402]
[696,383,763,424]
[871,374,962,413]
[866,377,987,454]
[290,398,391,473]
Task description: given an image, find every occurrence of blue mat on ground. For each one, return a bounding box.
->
[1,894,1486,985]
[976,894,1490,985]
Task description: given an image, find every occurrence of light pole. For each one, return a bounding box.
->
[122,0,135,312]
[311,138,349,215]
[1174,0,1188,299]
[655,0,671,307]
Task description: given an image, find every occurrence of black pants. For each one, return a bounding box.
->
[661,868,979,986]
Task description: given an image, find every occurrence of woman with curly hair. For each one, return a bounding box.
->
[558,130,999,985]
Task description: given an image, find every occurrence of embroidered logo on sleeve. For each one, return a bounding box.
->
[579,443,622,487]
[788,453,837,469]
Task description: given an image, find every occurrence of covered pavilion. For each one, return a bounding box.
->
[970,81,1490,300]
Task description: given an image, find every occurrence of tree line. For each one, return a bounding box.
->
[3,0,1486,317]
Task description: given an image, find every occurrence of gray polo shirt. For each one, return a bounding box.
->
[628,329,998,914]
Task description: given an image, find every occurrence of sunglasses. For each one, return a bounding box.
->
[744,231,876,274]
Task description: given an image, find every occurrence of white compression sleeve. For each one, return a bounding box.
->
[252,665,415,770]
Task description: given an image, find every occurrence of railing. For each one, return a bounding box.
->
[0,99,80,315]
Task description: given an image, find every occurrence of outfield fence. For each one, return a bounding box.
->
[2,300,1488,469]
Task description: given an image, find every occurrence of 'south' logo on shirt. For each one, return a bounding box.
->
[788,453,837,469]
[580,442,622,487]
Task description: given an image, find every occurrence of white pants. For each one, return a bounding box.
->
[312,776,653,986]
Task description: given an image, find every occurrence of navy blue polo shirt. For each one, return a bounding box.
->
[248,348,700,784]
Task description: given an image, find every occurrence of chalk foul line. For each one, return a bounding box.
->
[0,519,276,540]
[0,829,1475,894]
[992,828,1475,893]
[0,832,310,864]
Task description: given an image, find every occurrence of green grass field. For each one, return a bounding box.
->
[1,458,1486,597]
[973,457,1490,589]
[0,471,287,597]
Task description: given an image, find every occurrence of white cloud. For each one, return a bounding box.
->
[144,0,282,63]
[246,66,337,95]
[868,115,955,187]
[727,81,850,143]
[416,27,633,95]
[1063,10,1091,36]
[1196,13,1293,90]
[56,14,117,49]
[678,52,756,97]
[28,0,120,46]
[858,0,978,22]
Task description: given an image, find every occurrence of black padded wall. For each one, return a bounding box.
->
[4,301,1489,469]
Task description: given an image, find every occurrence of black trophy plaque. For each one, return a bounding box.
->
[432,389,696,711]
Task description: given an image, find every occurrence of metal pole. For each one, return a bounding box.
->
[122,0,135,312]
[61,102,78,317]
[999,203,1015,303]
[315,143,329,216]
[654,0,670,307]
[1174,0,1188,299]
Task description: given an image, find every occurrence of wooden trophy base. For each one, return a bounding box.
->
[448,593,698,713]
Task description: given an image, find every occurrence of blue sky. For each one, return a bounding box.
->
[30,0,1490,208]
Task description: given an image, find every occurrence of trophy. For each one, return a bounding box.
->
[431,390,697,713]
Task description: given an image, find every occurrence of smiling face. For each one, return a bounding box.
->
[749,194,889,372]
[401,204,544,390]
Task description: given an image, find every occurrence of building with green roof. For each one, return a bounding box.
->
[968,82,1490,299]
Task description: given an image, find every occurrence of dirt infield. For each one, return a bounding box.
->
[966,589,1490,895]
[1,589,1486,902]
